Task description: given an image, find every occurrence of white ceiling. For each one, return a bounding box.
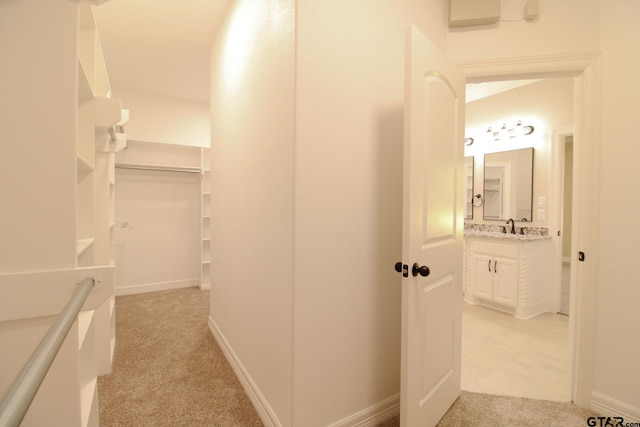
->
[93,2,538,105]
[466,79,542,103]
[93,0,232,103]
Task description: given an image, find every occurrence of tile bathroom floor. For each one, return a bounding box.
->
[462,301,569,401]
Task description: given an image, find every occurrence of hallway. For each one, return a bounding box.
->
[97,288,262,426]
[97,288,595,426]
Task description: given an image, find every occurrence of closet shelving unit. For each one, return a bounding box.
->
[114,142,211,292]
[0,1,120,426]
[75,2,127,422]
[201,147,212,290]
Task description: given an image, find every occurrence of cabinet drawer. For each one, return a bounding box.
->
[469,239,518,259]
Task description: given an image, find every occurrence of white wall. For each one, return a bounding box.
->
[0,0,78,273]
[293,2,445,425]
[447,0,600,63]
[113,86,210,147]
[113,141,202,295]
[210,0,446,425]
[209,0,295,424]
[210,0,640,424]
[449,0,640,418]
[114,168,200,295]
[592,0,640,416]
[464,78,574,227]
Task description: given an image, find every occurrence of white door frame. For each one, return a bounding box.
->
[550,125,574,315]
[455,52,601,408]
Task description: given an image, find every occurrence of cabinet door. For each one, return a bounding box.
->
[493,256,518,308]
[471,253,494,301]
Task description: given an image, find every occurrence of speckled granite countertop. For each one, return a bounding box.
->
[464,230,551,241]
[464,223,551,241]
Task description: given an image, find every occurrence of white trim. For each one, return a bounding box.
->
[199,283,211,291]
[114,279,198,296]
[327,394,400,427]
[456,51,601,81]
[591,392,640,423]
[457,51,601,409]
[549,126,574,316]
[208,316,281,427]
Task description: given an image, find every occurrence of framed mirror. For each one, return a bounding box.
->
[465,156,474,219]
[483,147,534,221]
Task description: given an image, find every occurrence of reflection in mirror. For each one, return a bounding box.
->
[465,157,474,219]
[483,148,534,221]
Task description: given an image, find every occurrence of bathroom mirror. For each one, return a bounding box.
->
[465,157,474,219]
[483,147,534,221]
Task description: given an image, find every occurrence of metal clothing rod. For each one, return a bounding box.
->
[115,162,201,174]
[0,277,96,427]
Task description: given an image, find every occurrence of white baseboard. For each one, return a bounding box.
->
[328,394,400,427]
[591,392,640,423]
[115,279,198,296]
[208,316,281,427]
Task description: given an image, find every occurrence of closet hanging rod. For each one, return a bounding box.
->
[115,163,202,174]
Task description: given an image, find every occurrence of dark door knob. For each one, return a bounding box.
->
[412,263,430,277]
[395,262,403,273]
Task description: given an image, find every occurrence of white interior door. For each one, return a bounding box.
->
[400,26,465,427]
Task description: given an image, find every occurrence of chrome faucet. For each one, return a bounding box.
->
[506,218,516,234]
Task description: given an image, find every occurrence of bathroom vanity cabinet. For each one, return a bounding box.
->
[465,235,553,319]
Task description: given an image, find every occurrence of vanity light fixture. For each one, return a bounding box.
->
[465,137,474,146]
[496,123,508,140]
[486,120,534,141]
[514,120,535,137]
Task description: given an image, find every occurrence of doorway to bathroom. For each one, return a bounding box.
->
[461,75,577,402]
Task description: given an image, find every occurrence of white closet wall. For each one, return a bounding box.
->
[109,87,210,148]
[114,141,209,295]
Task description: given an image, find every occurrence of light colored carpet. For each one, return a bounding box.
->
[377,391,597,426]
[99,287,596,426]
[97,287,263,426]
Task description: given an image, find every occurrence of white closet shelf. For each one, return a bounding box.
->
[77,153,95,175]
[77,61,93,103]
[111,224,132,245]
[115,163,202,173]
[77,310,95,350]
[77,238,95,256]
